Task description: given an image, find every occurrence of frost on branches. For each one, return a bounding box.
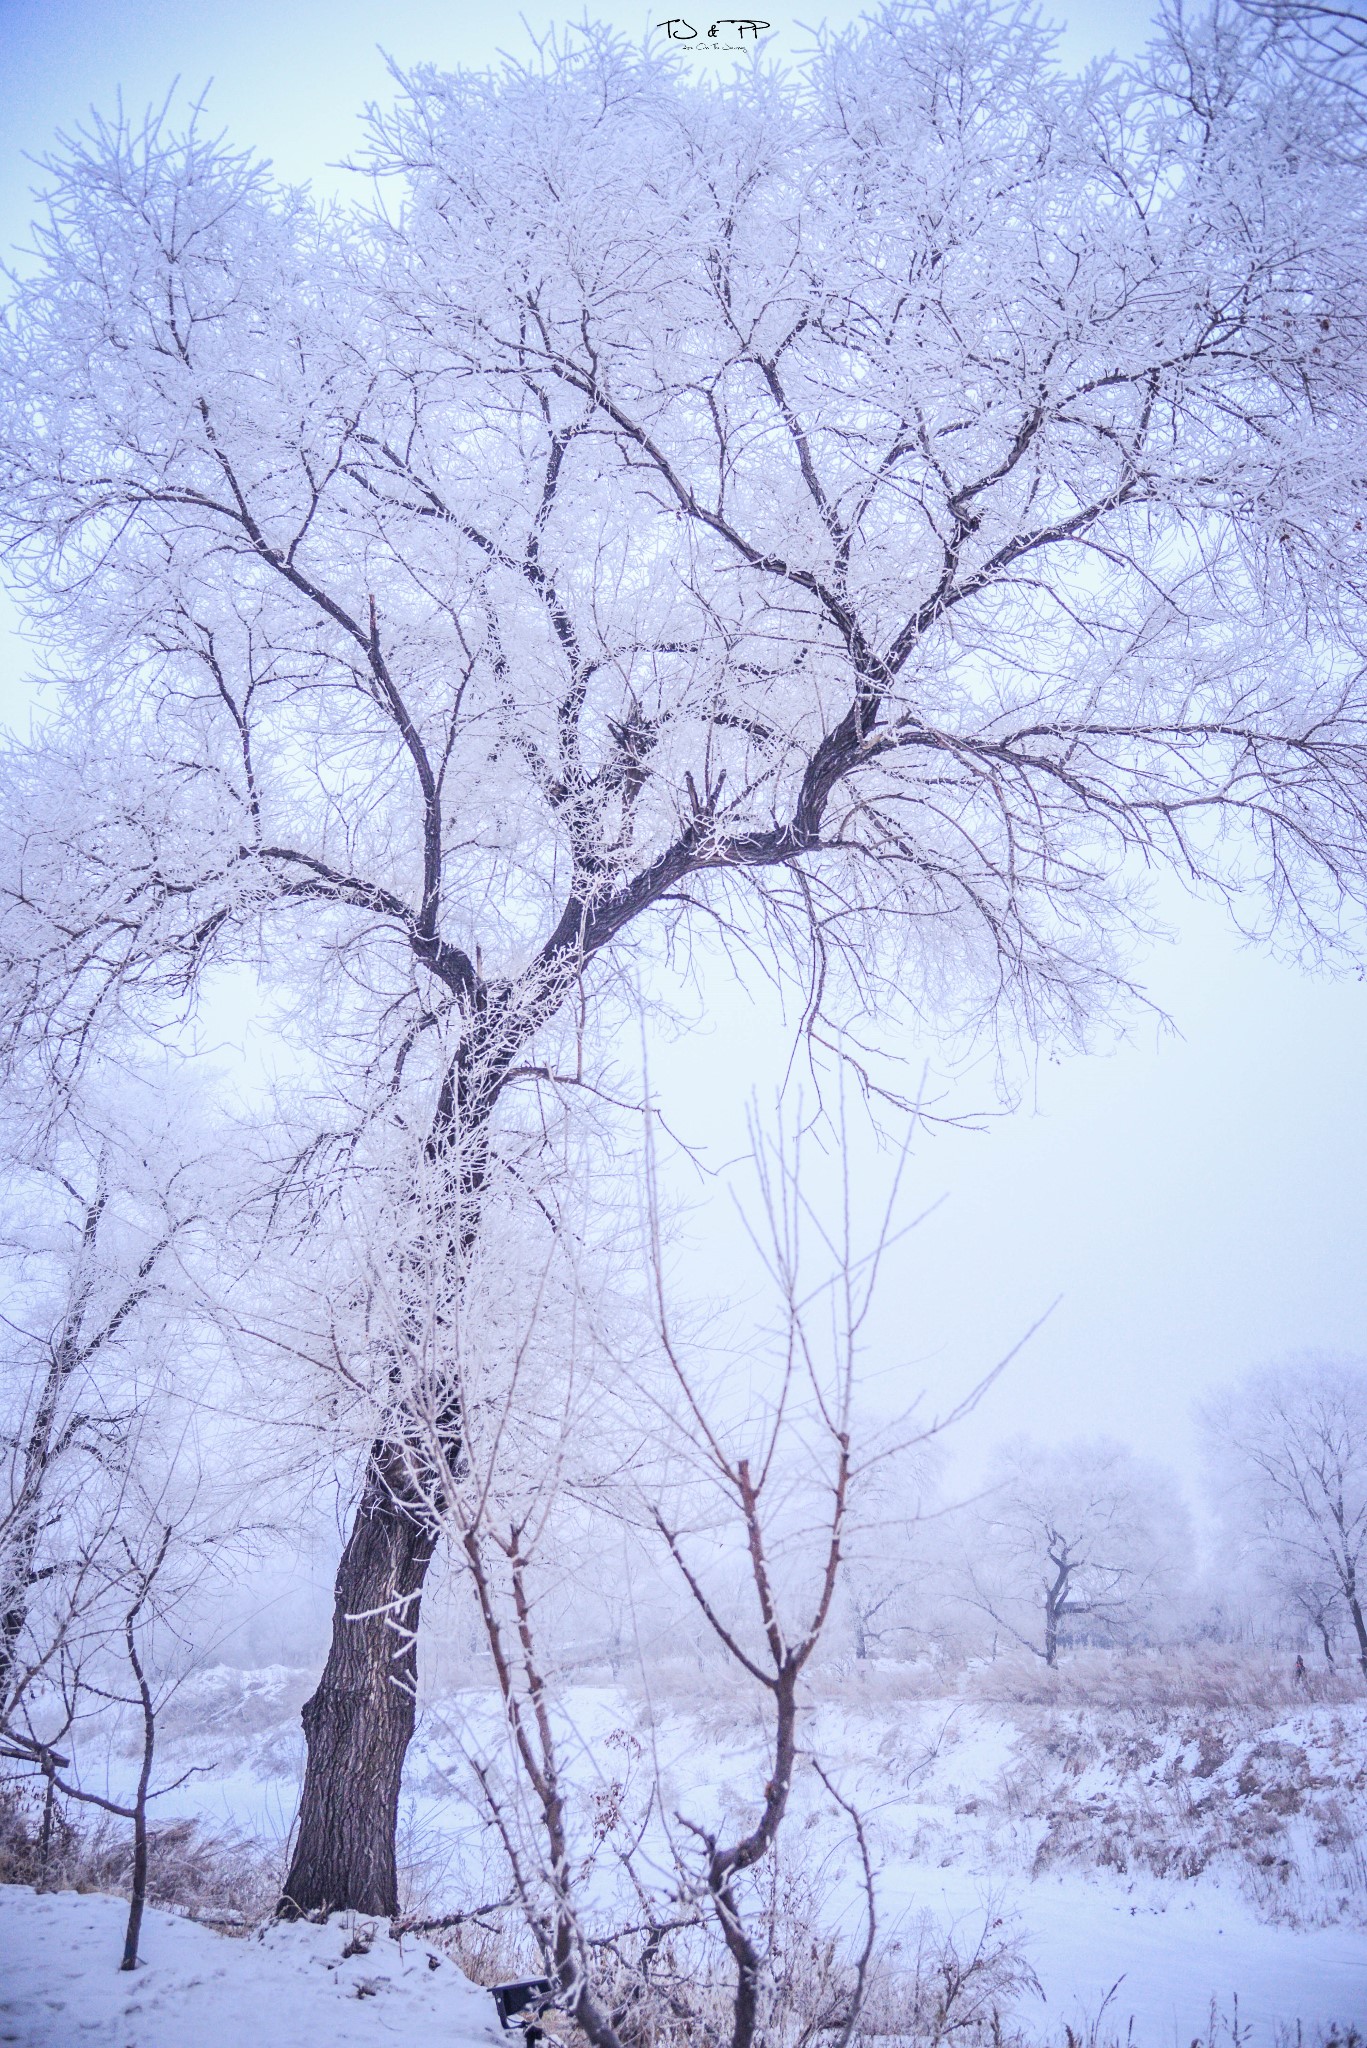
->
[3,1,1367,1916]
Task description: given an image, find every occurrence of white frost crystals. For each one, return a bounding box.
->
[2,6,1367,1100]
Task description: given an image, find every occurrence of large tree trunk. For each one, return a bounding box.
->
[278,1012,525,1917]
[280,1455,436,1917]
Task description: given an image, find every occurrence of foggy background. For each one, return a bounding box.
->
[1,0,1364,1501]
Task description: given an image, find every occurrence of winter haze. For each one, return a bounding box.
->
[0,3,1366,2045]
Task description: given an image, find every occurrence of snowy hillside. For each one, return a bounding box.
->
[10,1658,1364,2046]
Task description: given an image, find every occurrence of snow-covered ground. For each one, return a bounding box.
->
[0,1874,1361,2048]
[10,1664,1367,2045]
[0,1886,504,2048]
[790,1686,1367,2038]
[884,1864,1367,2041]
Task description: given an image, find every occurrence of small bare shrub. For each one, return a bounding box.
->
[851,1912,1036,2048]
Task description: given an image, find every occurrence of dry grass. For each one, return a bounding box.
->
[0,1774,280,1930]
[852,1912,1038,2048]
[796,1646,1364,1713]
[958,1646,1364,1712]
[997,1703,1367,1930]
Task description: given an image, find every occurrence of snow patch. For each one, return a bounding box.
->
[0,1885,507,2048]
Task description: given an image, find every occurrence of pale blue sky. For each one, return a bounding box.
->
[1,0,1363,1488]
[0,0,1157,264]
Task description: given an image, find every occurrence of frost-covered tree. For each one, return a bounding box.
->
[0,1074,214,1712]
[966,1436,1191,1664]
[4,2,1367,1909]
[1202,1354,1367,1678]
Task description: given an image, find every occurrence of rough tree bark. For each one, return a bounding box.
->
[280,1036,504,1917]
[281,1451,437,1917]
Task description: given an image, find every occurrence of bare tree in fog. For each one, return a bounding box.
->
[5,0,1367,1906]
[1202,1355,1367,1680]
[1288,1574,1344,1668]
[967,1437,1191,1667]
